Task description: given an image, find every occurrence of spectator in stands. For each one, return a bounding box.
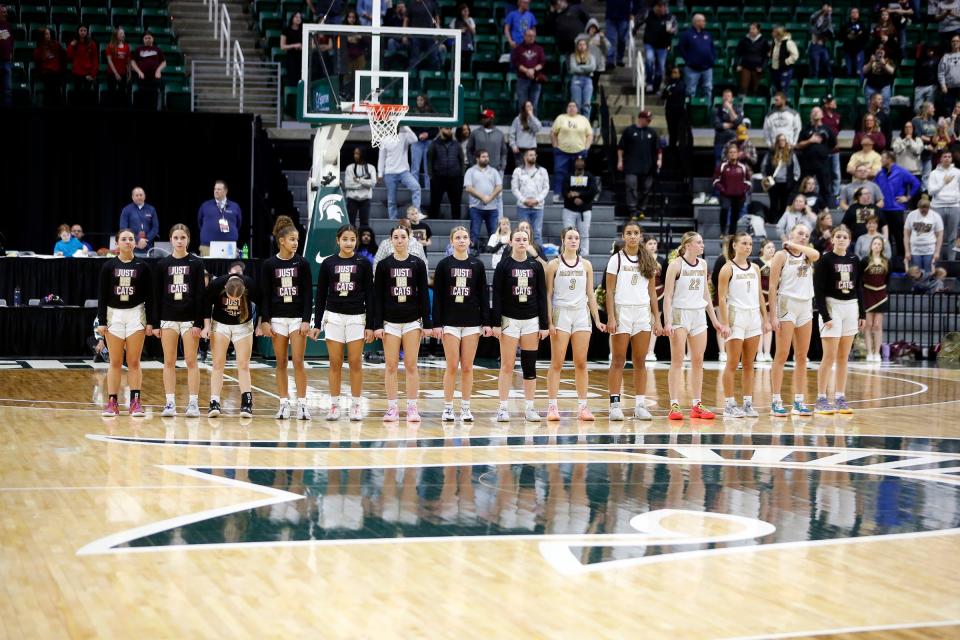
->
[914,44,940,112]
[54,224,85,257]
[866,92,893,144]
[862,45,896,109]
[67,25,98,107]
[840,8,868,80]
[428,126,465,220]
[821,94,842,199]
[378,126,421,220]
[808,4,835,81]
[770,26,799,95]
[712,88,743,165]
[677,13,716,102]
[512,28,546,114]
[914,101,939,185]
[876,150,921,256]
[735,23,769,97]
[488,217,512,263]
[33,28,65,107]
[930,118,957,160]
[551,101,592,205]
[928,150,960,259]
[907,264,946,293]
[853,113,887,152]
[561,156,596,256]
[407,206,432,247]
[569,37,596,120]
[796,106,837,207]
[842,188,885,241]
[811,211,834,254]
[105,28,131,107]
[131,32,166,110]
[306,0,342,23]
[904,196,944,273]
[509,100,542,167]
[776,194,817,241]
[410,95,437,189]
[854,215,892,260]
[343,147,376,227]
[661,66,688,148]
[357,227,376,264]
[120,187,159,256]
[604,0,633,68]
[456,123,471,160]
[761,134,801,222]
[504,0,537,51]
[847,138,881,180]
[0,5,13,108]
[384,2,408,53]
[872,9,899,52]
[840,163,885,211]
[643,1,675,93]
[714,145,752,236]
[511,149,550,245]
[939,4,960,51]
[618,110,660,219]
[940,35,960,116]
[796,175,827,212]
[464,150,503,249]
[894,122,924,180]
[70,224,94,252]
[357,0,385,26]
[585,19,610,85]
[372,218,427,270]
[197,180,242,256]
[449,4,475,71]
[763,92,802,147]
[280,12,303,88]
[722,123,758,170]
[552,0,590,56]
[467,110,508,174]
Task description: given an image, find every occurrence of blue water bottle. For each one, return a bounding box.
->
[13,286,21,307]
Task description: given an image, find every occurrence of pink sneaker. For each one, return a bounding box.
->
[547,405,561,421]
[129,397,145,417]
[102,398,119,417]
[382,406,400,423]
[578,405,595,421]
[406,405,421,423]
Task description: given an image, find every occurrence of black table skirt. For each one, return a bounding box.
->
[0,257,262,307]
[0,306,99,357]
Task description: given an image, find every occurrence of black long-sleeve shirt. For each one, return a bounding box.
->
[152,254,205,327]
[260,254,313,322]
[97,256,152,326]
[563,171,598,213]
[431,255,490,327]
[205,274,258,325]
[372,254,432,328]
[314,253,374,325]
[491,255,548,327]
[814,251,865,322]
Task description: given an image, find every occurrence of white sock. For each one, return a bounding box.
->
[670,398,679,406]
[795,394,804,403]
[297,397,306,406]
[817,393,827,400]
[578,399,587,409]
[525,399,534,410]
[743,395,752,404]
[725,396,735,406]
[635,395,645,407]
[772,393,782,403]
[188,394,198,404]
[692,398,701,407]
[210,395,220,404]
[331,396,340,408]
[548,398,557,407]
[444,402,453,410]
[461,399,470,409]
[407,399,417,409]
[500,400,509,410]
[165,394,175,404]
[835,391,844,400]
[388,399,398,410]
[351,396,361,406]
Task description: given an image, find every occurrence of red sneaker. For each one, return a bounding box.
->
[129,397,145,417]
[101,398,119,417]
[691,402,715,419]
[668,403,683,420]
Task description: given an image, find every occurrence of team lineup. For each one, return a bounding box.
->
[96,215,872,423]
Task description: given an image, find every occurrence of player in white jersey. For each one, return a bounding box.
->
[545,227,604,421]
[768,223,821,417]
[604,221,662,420]
[662,232,729,421]
[717,232,769,418]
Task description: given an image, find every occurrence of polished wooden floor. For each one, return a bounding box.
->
[1,357,959,639]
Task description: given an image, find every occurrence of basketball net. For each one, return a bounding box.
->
[362,102,409,148]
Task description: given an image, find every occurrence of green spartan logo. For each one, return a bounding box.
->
[303,185,348,268]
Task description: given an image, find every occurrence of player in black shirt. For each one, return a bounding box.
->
[813,225,865,416]
[432,225,491,422]
[373,225,432,423]
[98,228,153,418]
[491,228,549,422]
[259,216,314,420]
[152,224,205,418]
[311,224,374,421]
[203,271,258,418]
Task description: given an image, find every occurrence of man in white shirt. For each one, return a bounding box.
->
[927,150,960,258]
[463,150,503,249]
[510,149,550,245]
[904,196,944,274]
[762,91,802,147]
[377,127,421,220]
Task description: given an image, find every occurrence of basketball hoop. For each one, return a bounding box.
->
[360,102,409,147]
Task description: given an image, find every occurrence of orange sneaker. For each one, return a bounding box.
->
[691,402,716,419]
[668,402,683,420]
[577,405,595,421]
[547,404,561,421]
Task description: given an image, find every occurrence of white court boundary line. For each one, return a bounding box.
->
[720,619,960,640]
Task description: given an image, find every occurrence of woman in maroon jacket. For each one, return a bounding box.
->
[66,25,98,106]
[33,28,65,106]
[852,113,887,152]
[713,145,752,235]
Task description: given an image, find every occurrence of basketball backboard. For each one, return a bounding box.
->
[298,22,463,127]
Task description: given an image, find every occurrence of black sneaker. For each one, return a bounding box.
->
[240,400,253,418]
[208,400,221,418]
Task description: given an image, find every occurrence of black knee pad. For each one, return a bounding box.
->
[521,349,538,380]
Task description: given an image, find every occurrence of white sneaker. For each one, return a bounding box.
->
[634,405,653,420]
[185,400,200,418]
[326,404,340,420]
[161,401,176,417]
[609,403,625,421]
[349,403,362,421]
[460,407,474,422]
[723,403,745,418]
[524,407,542,422]
[275,399,291,420]
[496,408,511,422]
[646,352,657,361]
[742,400,759,418]
[441,406,456,422]
[297,404,311,420]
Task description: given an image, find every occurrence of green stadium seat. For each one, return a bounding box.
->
[165,83,191,111]
[162,64,187,82]
[19,5,49,25]
[688,96,710,127]
[50,6,78,25]
[159,45,184,67]
[254,0,281,15]
[832,78,861,102]
[111,7,138,27]
[13,81,32,107]
[742,96,767,125]
[82,7,110,25]
[140,8,170,30]
[258,10,282,32]
[768,7,792,23]
[111,0,140,8]
[12,61,28,82]
[13,42,33,65]
[742,7,764,22]
[264,28,282,48]
[800,78,830,99]
[89,24,113,44]
[150,28,176,46]
[892,78,913,99]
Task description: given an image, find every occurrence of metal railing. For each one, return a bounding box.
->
[628,18,646,111]
[883,292,960,354]
[203,0,232,69]
[232,40,245,109]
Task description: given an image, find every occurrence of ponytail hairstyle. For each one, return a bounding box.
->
[868,235,889,272]
[621,222,658,279]
[169,223,190,239]
[224,275,249,322]
[116,228,135,241]
[449,225,469,240]
[272,215,297,242]
[560,225,580,249]
[726,231,751,258]
[719,234,732,260]
[676,231,701,258]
